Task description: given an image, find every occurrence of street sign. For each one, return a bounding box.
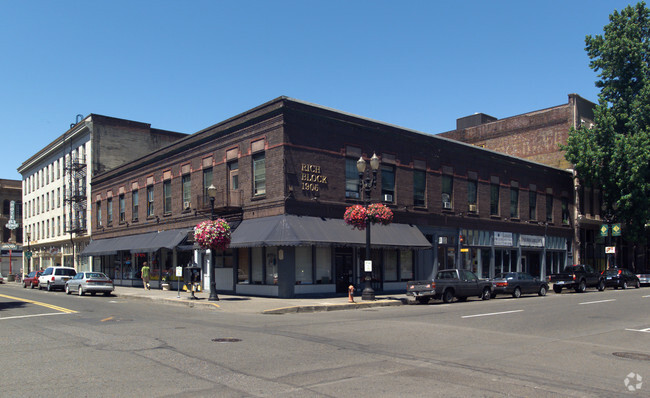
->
[612,223,622,237]
[364,260,372,272]
[605,246,616,254]
[24,251,32,259]
[175,266,183,277]
[600,224,609,237]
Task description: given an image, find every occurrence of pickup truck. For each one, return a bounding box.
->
[548,264,605,293]
[406,269,493,304]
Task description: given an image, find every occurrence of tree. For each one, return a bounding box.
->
[564,1,650,245]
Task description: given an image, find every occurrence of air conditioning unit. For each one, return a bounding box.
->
[468,204,478,212]
[183,201,191,210]
[442,201,452,210]
[383,194,393,202]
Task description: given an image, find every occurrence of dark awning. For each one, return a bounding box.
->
[81,229,191,256]
[230,215,431,249]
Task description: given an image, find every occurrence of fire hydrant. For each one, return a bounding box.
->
[348,285,355,303]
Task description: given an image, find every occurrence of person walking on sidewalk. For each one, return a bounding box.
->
[141,262,150,290]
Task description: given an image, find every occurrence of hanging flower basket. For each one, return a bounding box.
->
[366,203,393,225]
[195,219,231,250]
[344,205,368,230]
[344,203,393,230]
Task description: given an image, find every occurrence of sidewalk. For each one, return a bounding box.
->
[113,285,407,314]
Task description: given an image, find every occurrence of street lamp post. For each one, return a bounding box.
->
[207,184,219,301]
[357,153,380,301]
[601,202,618,269]
[26,232,31,274]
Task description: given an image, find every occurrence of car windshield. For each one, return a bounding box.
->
[86,273,106,279]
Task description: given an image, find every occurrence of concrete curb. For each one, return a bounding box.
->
[262,298,407,314]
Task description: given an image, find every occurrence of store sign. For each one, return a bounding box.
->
[301,163,328,192]
[494,232,513,247]
[6,201,19,230]
[520,234,545,248]
[605,246,616,254]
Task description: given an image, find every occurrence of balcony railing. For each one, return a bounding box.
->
[197,189,243,211]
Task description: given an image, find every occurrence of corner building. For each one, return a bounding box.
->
[86,97,574,298]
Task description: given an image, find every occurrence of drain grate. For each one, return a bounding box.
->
[212,338,242,343]
[613,352,650,361]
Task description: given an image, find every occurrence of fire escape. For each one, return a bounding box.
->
[64,153,87,235]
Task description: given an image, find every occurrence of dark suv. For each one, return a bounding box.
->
[38,267,77,291]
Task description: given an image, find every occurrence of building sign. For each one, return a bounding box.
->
[301,163,328,192]
[605,246,616,254]
[6,200,19,230]
[520,234,545,248]
[494,232,513,247]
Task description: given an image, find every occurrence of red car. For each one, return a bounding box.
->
[23,271,43,289]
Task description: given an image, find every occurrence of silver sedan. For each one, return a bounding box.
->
[65,272,114,296]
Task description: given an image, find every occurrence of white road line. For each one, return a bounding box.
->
[579,299,616,305]
[462,310,523,319]
[643,295,650,298]
[0,312,70,321]
[625,328,650,333]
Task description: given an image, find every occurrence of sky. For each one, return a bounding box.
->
[0,0,636,180]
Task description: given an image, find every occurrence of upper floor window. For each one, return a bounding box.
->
[467,173,478,212]
[381,165,395,203]
[119,194,125,223]
[490,177,500,216]
[96,201,102,227]
[147,186,154,217]
[253,153,266,196]
[413,169,426,207]
[132,190,139,221]
[442,174,453,210]
[529,185,537,220]
[107,197,113,225]
[561,197,570,225]
[182,175,191,209]
[546,193,553,223]
[163,180,172,214]
[510,182,519,219]
[345,158,360,199]
[203,167,213,198]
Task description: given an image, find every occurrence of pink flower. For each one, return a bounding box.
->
[195,219,231,250]
[344,203,393,230]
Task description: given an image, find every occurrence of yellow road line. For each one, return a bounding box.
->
[0,293,78,314]
[100,316,114,322]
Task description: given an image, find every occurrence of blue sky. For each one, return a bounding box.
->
[0,0,635,180]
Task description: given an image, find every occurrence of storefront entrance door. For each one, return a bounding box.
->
[335,248,353,293]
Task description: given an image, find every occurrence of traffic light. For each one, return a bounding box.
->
[459,234,465,245]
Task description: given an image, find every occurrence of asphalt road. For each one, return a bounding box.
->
[1,283,648,397]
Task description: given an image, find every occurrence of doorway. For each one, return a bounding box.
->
[335,248,353,293]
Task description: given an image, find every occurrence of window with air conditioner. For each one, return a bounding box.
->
[381,165,395,203]
[442,174,453,209]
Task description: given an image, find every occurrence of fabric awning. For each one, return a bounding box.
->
[81,228,191,256]
[230,215,431,249]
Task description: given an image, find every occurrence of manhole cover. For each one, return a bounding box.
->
[212,338,242,343]
[613,352,650,361]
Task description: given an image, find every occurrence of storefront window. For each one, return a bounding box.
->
[238,248,250,284]
[295,246,312,284]
[316,247,332,284]
[400,250,413,281]
[251,247,263,284]
[265,247,278,284]
[384,250,398,281]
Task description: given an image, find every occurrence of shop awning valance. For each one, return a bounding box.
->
[81,228,191,256]
[229,215,431,249]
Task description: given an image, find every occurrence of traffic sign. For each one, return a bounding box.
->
[612,223,622,236]
[600,224,609,237]
[25,251,32,259]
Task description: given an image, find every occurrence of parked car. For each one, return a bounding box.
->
[407,269,493,304]
[38,267,77,291]
[549,264,605,293]
[22,271,43,288]
[602,268,641,289]
[636,270,650,286]
[65,272,114,296]
[0,273,4,283]
[490,272,549,298]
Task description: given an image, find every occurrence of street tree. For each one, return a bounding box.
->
[564,1,650,246]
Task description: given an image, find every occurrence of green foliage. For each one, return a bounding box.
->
[564,2,650,243]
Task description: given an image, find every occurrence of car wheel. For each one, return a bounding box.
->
[635,280,641,289]
[553,285,562,294]
[490,292,497,299]
[78,286,84,296]
[538,285,547,296]
[481,287,491,300]
[598,280,605,291]
[575,280,586,293]
[622,281,628,290]
[47,282,52,292]
[442,289,454,303]
[66,284,71,295]
[512,287,522,298]
[104,292,112,297]
[22,281,26,288]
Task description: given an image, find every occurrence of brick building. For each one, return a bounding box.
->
[85,97,574,298]
[439,94,638,271]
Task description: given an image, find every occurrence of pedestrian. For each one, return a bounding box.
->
[141,262,150,290]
